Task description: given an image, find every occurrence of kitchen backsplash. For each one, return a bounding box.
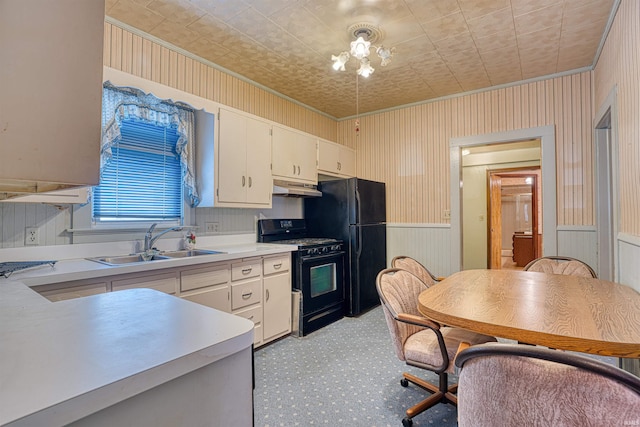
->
[0,198,302,249]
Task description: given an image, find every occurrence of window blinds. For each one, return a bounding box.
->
[93,118,183,221]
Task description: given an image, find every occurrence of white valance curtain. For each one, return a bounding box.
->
[101,82,200,207]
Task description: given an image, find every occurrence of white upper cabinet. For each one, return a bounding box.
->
[0,0,104,198]
[271,126,318,184]
[199,107,272,208]
[317,139,356,178]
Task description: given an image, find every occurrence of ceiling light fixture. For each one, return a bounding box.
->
[331,23,395,78]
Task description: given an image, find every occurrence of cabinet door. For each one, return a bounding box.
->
[272,126,317,184]
[0,0,104,191]
[318,139,340,174]
[318,139,355,178]
[263,273,292,341]
[338,146,356,177]
[245,118,272,205]
[217,108,248,203]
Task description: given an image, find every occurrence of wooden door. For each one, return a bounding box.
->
[488,175,502,269]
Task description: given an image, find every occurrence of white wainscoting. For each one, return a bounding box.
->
[618,233,640,293]
[387,223,453,277]
[556,226,598,275]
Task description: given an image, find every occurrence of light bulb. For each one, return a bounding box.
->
[357,58,374,78]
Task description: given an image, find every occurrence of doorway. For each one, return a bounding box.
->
[451,125,557,272]
[487,169,540,270]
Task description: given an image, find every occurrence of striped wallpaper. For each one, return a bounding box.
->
[103,22,337,143]
[338,73,594,226]
[593,0,640,236]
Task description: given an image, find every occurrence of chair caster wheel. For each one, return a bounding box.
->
[400,378,409,387]
[402,417,413,427]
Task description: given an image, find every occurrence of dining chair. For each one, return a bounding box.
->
[454,342,640,427]
[391,255,442,285]
[523,256,597,278]
[376,268,497,427]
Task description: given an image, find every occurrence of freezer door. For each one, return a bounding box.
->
[347,223,387,316]
[350,178,386,225]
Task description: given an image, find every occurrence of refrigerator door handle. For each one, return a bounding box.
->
[354,188,361,225]
[356,226,362,258]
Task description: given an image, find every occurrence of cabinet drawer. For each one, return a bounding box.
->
[181,286,230,312]
[263,254,290,275]
[112,272,178,295]
[231,277,261,310]
[231,259,262,281]
[234,304,263,326]
[181,264,230,292]
[38,282,108,302]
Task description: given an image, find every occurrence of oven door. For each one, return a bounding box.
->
[297,251,345,315]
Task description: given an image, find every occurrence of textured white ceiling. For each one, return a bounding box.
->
[105,0,616,118]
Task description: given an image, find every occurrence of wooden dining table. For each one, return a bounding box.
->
[417,269,640,358]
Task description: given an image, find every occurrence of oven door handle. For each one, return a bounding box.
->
[300,251,345,263]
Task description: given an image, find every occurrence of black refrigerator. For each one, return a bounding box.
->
[305,178,386,316]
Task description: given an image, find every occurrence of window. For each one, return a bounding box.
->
[93,118,183,223]
[95,82,199,227]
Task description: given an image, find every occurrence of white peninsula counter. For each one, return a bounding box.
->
[0,282,254,427]
[0,236,298,426]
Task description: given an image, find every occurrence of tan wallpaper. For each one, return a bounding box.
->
[338,72,594,226]
[594,0,640,236]
[103,22,337,142]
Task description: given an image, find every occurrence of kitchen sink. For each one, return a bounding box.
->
[160,249,225,258]
[88,254,171,266]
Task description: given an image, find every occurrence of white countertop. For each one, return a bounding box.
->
[3,241,297,287]
[0,240,297,427]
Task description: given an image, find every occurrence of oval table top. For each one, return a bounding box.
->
[417,269,640,358]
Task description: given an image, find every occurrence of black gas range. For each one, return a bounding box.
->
[257,219,345,336]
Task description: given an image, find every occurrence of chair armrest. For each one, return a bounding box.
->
[397,312,441,330]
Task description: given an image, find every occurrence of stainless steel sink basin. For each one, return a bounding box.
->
[160,249,224,258]
[88,254,170,266]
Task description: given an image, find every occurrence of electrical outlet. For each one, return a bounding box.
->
[205,222,220,234]
[25,227,40,245]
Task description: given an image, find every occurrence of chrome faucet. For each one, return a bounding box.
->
[144,223,184,251]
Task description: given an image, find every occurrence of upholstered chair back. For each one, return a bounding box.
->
[391,256,438,286]
[456,343,640,427]
[377,269,429,361]
[524,256,597,278]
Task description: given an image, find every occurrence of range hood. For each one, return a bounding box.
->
[273,180,322,197]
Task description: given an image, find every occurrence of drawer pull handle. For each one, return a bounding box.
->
[273,263,282,269]
[242,292,253,299]
[248,315,254,320]
[242,267,252,274]
[266,289,270,301]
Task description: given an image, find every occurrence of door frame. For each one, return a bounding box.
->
[487,169,539,269]
[594,86,619,281]
[450,126,557,272]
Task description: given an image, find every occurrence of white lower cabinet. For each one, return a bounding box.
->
[33,252,293,348]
